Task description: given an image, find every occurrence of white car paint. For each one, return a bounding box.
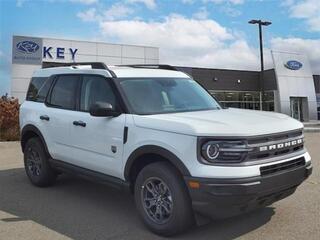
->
[20,65,310,181]
[132,108,303,137]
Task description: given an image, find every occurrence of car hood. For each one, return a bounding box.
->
[132,108,303,137]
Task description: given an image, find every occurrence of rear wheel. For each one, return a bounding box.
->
[24,137,57,187]
[134,162,195,236]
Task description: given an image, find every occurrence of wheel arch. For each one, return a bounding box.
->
[124,145,191,184]
[21,124,50,156]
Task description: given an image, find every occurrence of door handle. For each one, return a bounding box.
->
[40,115,50,121]
[73,120,86,127]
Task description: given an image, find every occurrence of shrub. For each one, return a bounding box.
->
[0,94,20,141]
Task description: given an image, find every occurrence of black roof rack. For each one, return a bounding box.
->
[41,62,116,77]
[42,62,107,69]
[118,64,178,71]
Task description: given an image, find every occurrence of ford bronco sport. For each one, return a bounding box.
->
[20,63,312,236]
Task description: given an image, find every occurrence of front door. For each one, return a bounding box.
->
[68,75,126,178]
[290,97,304,121]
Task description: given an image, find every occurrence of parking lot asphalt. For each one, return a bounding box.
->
[0,133,319,240]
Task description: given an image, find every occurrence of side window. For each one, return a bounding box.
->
[26,77,53,102]
[80,75,117,112]
[48,75,79,110]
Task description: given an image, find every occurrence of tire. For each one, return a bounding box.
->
[134,162,195,236]
[24,137,57,187]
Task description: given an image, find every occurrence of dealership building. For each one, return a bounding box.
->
[11,35,320,121]
[11,35,159,101]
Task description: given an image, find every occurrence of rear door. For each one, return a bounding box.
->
[23,76,54,148]
[44,74,80,162]
[67,74,126,178]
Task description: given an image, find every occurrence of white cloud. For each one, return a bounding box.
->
[290,0,318,18]
[77,8,99,22]
[287,0,320,32]
[271,37,320,74]
[204,0,243,17]
[192,7,209,20]
[281,0,295,6]
[99,15,261,70]
[104,3,134,20]
[127,0,156,9]
[77,4,319,73]
[70,0,98,4]
[306,16,320,32]
[221,5,242,17]
[77,3,134,22]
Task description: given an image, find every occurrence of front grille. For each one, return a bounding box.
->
[247,130,302,145]
[247,130,304,161]
[260,157,305,176]
[248,144,304,160]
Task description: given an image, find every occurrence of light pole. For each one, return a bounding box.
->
[248,19,272,110]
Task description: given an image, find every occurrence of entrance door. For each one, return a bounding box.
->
[290,97,304,121]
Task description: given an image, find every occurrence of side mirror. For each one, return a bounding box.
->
[89,102,121,117]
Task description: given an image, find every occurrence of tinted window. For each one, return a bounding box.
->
[48,75,79,110]
[80,75,117,112]
[26,77,53,102]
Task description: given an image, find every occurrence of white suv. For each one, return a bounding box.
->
[20,63,312,236]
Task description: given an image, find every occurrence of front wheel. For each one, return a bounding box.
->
[134,162,195,236]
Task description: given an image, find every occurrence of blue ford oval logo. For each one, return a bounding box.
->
[16,41,40,54]
[284,60,303,70]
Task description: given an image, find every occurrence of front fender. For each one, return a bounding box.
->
[124,145,191,181]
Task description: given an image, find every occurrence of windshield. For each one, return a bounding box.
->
[119,78,221,115]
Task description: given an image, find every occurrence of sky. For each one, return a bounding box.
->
[0,0,320,95]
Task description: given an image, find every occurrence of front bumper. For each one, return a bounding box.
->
[185,161,312,219]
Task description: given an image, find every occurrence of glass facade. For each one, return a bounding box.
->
[262,91,275,112]
[210,90,275,111]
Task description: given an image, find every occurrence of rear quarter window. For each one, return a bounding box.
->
[26,77,53,102]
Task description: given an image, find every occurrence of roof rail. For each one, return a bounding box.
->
[118,64,178,71]
[41,62,116,77]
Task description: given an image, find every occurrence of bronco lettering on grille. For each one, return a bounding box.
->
[259,138,303,152]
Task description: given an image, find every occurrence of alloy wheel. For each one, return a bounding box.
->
[26,147,42,177]
[141,177,173,224]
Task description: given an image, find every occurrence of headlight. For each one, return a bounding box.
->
[204,143,220,160]
[200,140,252,164]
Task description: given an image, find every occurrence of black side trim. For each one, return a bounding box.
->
[124,145,191,181]
[123,126,128,144]
[20,124,50,155]
[49,159,130,192]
